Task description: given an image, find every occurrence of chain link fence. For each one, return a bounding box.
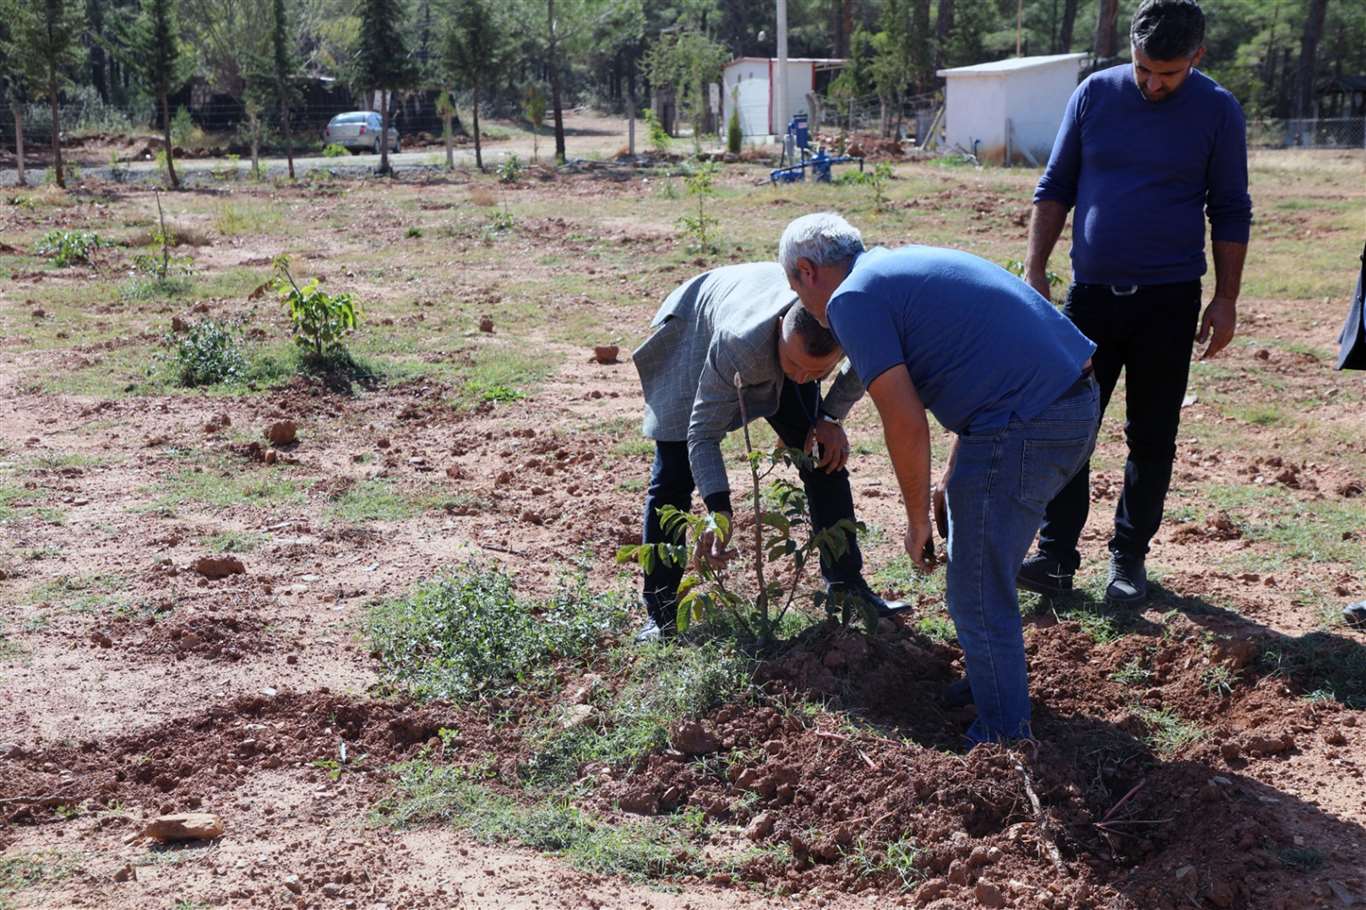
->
[1247,117,1365,150]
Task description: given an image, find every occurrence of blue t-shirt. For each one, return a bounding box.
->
[1034,65,1252,286]
[826,246,1096,435]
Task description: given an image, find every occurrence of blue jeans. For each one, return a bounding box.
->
[641,378,863,617]
[946,375,1099,745]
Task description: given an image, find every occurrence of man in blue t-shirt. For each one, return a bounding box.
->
[1022,0,1252,606]
[778,212,1099,746]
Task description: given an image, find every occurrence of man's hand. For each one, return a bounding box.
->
[805,419,850,473]
[695,515,736,569]
[1196,296,1237,360]
[1026,268,1053,303]
[905,520,936,573]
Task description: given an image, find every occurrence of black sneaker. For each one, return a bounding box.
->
[1106,553,1148,606]
[941,676,974,708]
[1343,600,1366,629]
[825,580,912,619]
[1017,553,1073,596]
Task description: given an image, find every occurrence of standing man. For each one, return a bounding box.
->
[1021,0,1253,605]
[630,262,904,641]
[779,213,1099,745]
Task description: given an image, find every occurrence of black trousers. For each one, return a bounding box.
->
[1037,281,1202,571]
[641,378,863,615]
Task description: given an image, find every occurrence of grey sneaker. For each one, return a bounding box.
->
[1017,553,1073,596]
[1344,600,1366,629]
[1106,553,1148,606]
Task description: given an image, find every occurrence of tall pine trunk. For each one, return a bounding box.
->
[473,84,483,171]
[936,0,955,68]
[1294,0,1328,120]
[47,72,64,188]
[443,111,454,170]
[1093,0,1119,59]
[1059,0,1078,52]
[548,0,565,163]
[161,92,179,189]
[282,97,294,179]
[13,106,26,187]
[379,90,392,175]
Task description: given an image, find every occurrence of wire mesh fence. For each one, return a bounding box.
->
[1247,117,1365,150]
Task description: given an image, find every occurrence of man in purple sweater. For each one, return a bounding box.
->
[1020,0,1252,606]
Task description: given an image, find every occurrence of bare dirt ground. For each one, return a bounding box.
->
[1,147,1364,909]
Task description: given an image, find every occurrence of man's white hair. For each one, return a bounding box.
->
[778,212,864,278]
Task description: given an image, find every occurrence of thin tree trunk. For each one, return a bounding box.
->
[13,106,26,187]
[48,74,64,188]
[549,0,565,163]
[1093,0,1119,59]
[1294,0,1328,120]
[936,0,956,67]
[473,87,483,171]
[443,111,454,170]
[282,97,294,179]
[379,89,392,175]
[161,92,179,189]
[1059,0,1078,52]
[250,114,261,181]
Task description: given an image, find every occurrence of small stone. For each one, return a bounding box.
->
[90,630,113,648]
[1324,728,1347,747]
[670,720,721,756]
[113,863,136,882]
[264,420,297,447]
[592,344,619,364]
[974,881,1006,907]
[193,556,245,579]
[283,873,303,894]
[142,812,224,842]
[745,812,775,840]
[478,316,494,333]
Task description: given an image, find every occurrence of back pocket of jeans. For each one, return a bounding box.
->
[1019,437,1091,507]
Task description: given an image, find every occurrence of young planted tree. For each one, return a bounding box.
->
[522,82,546,163]
[0,1,32,186]
[435,89,457,169]
[355,0,414,176]
[121,0,193,189]
[643,30,727,153]
[442,0,502,172]
[13,0,84,189]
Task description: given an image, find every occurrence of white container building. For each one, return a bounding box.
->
[935,52,1088,164]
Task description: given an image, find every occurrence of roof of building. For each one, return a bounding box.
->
[724,57,847,68]
[936,52,1088,79]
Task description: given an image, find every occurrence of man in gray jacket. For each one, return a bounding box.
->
[631,262,903,640]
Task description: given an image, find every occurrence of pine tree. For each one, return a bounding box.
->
[14,0,84,188]
[355,0,415,176]
[0,0,30,186]
[121,0,192,189]
[442,0,502,172]
[268,0,300,179]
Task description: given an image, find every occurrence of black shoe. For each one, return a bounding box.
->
[825,580,912,619]
[1017,553,1073,596]
[1344,600,1366,629]
[941,676,974,708]
[1106,552,1148,606]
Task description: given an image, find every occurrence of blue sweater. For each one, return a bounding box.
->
[1034,65,1252,287]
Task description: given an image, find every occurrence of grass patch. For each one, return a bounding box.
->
[327,479,426,523]
[375,762,704,880]
[453,347,554,410]
[1134,706,1204,756]
[522,641,753,784]
[914,611,956,644]
[206,530,265,553]
[214,201,284,236]
[846,836,926,891]
[0,852,70,904]
[152,465,302,513]
[367,569,628,702]
[1262,634,1366,710]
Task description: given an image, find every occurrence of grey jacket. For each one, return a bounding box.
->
[632,262,863,499]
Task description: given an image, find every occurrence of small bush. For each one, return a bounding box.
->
[642,108,670,155]
[274,255,359,360]
[726,100,741,155]
[323,143,350,158]
[35,230,101,267]
[497,153,524,184]
[367,569,627,702]
[166,319,247,387]
[170,106,198,147]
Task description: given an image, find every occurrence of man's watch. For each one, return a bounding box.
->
[818,411,841,425]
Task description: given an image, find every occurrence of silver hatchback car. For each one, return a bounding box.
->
[322,111,401,155]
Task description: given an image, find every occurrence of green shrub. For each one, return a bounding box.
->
[642,108,670,155]
[497,153,524,184]
[367,568,627,702]
[167,319,247,387]
[322,143,350,158]
[170,106,197,147]
[273,255,359,360]
[35,230,101,267]
[726,100,741,155]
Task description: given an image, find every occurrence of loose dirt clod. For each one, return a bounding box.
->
[264,420,298,446]
[141,812,224,842]
[193,555,246,579]
[478,316,495,333]
[593,344,620,364]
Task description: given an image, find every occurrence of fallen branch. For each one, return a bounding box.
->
[1097,779,1145,827]
[1015,759,1065,872]
[814,731,879,771]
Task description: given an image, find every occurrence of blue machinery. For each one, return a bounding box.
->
[769,114,865,184]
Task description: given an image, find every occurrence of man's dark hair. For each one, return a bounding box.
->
[785,304,840,357]
[1131,0,1205,60]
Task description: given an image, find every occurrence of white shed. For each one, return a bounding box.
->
[721,57,845,139]
[935,52,1088,165]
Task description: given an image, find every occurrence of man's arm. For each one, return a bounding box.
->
[686,340,743,515]
[866,364,934,572]
[1026,201,1069,301]
[1197,240,1247,359]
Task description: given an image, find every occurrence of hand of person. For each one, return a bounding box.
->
[932,483,948,540]
[905,519,936,573]
[696,517,736,570]
[1026,268,1052,303]
[1197,296,1237,360]
[805,419,850,473]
